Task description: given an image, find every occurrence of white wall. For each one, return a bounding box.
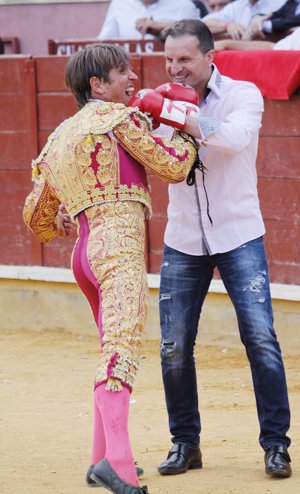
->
[0,1,109,55]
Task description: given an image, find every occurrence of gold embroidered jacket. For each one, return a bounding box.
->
[23,101,197,243]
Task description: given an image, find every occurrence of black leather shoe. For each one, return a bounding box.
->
[86,463,144,488]
[265,445,292,478]
[86,465,99,487]
[90,458,149,493]
[158,443,202,475]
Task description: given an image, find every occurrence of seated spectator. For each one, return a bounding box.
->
[203,0,287,39]
[215,25,300,48]
[98,0,199,40]
[207,0,233,13]
[273,25,300,47]
[193,0,209,17]
[247,0,300,40]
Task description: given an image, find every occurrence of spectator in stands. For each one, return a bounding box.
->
[193,0,209,17]
[193,0,233,18]
[207,0,233,12]
[203,0,287,39]
[215,25,300,48]
[273,25,300,47]
[246,0,300,40]
[98,0,199,40]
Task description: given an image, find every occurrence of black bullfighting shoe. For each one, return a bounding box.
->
[86,463,144,488]
[158,443,202,475]
[86,465,98,487]
[90,458,149,494]
[265,445,292,478]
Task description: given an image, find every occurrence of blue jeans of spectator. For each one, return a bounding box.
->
[159,237,291,451]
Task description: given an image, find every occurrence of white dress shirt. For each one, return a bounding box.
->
[203,0,287,27]
[164,65,266,256]
[98,0,199,40]
[273,26,300,49]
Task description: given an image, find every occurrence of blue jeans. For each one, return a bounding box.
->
[159,237,291,451]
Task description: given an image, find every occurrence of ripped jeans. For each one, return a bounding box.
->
[159,237,291,451]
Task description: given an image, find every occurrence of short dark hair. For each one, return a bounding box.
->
[161,19,214,55]
[65,43,130,108]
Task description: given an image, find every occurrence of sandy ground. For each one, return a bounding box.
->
[1,326,300,494]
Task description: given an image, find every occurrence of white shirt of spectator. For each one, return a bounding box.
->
[98,0,199,40]
[273,26,300,49]
[163,65,266,256]
[203,0,287,28]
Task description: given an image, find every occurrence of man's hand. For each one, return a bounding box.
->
[135,17,170,37]
[226,22,247,40]
[136,17,153,36]
[244,15,269,40]
[55,204,75,238]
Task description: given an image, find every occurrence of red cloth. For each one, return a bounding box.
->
[214,50,300,100]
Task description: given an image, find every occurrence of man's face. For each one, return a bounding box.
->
[164,35,214,93]
[141,0,158,5]
[102,66,138,105]
[208,0,230,12]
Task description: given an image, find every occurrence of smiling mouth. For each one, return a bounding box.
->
[172,75,188,82]
[125,86,135,97]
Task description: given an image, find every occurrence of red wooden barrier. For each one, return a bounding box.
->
[48,38,163,56]
[0,56,41,265]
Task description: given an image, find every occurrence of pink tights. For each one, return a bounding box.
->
[92,383,139,486]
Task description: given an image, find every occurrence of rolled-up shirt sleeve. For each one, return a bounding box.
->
[198,117,221,139]
[197,83,264,153]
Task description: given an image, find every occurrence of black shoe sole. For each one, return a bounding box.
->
[266,468,292,478]
[158,461,202,476]
[87,465,143,487]
[90,472,111,490]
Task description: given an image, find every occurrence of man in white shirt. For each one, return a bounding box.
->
[143,18,292,479]
[203,0,287,39]
[207,0,232,12]
[214,25,300,48]
[97,0,199,40]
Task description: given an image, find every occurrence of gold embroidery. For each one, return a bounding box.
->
[83,202,148,391]
[113,115,197,184]
[31,103,151,220]
[78,102,151,136]
[23,179,60,243]
[95,136,120,186]
[25,101,196,228]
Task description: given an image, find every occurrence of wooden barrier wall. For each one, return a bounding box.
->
[0,54,299,284]
[48,38,163,56]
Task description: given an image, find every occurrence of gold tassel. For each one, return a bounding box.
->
[31,160,40,180]
[86,133,94,146]
[83,133,95,153]
[105,377,123,392]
